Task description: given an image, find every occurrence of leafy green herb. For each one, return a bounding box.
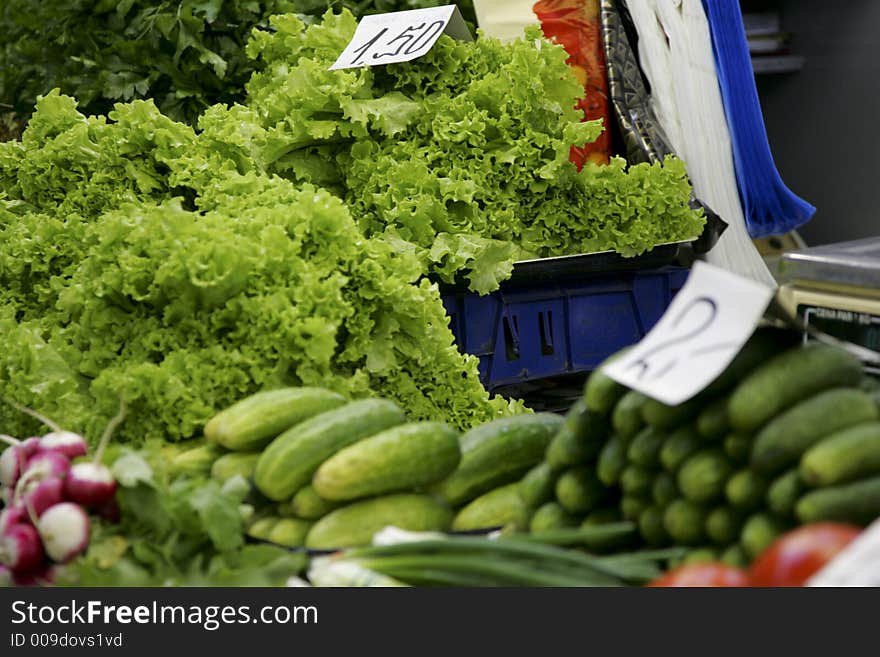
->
[58,448,307,586]
[0,89,516,442]
[0,1,475,125]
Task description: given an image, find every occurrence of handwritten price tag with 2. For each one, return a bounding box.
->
[329,5,472,71]
[602,261,775,406]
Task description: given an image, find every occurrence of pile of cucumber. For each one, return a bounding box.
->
[171,328,880,561]
[517,327,880,566]
[173,387,566,550]
[169,388,459,550]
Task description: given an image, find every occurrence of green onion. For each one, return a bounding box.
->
[354,555,619,587]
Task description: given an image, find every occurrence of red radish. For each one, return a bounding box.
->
[0,507,26,534]
[39,431,88,460]
[0,435,26,488]
[13,565,56,587]
[20,437,42,457]
[18,477,65,517]
[65,463,117,507]
[4,444,68,496]
[0,522,45,575]
[37,503,90,563]
[63,400,126,508]
[21,450,70,482]
[4,399,84,460]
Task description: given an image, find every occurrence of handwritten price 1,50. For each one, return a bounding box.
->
[349,21,447,66]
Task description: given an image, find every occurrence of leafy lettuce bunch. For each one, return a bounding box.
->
[0,93,515,442]
[231,12,705,293]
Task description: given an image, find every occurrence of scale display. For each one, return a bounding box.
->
[799,304,880,374]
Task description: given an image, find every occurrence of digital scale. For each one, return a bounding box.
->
[777,237,880,374]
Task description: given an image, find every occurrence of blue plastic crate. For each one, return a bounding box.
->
[442,266,690,390]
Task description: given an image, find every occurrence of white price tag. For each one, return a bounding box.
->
[329,5,473,71]
[602,261,775,405]
[808,520,880,587]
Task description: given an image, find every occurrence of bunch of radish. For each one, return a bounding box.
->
[0,401,125,586]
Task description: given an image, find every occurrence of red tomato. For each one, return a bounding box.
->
[749,522,861,587]
[647,563,750,587]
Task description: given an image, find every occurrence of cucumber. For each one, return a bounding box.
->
[720,544,749,569]
[555,467,605,514]
[751,388,879,474]
[663,499,707,546]
[313,421,460,501]
[795,476,880,525]
[612,390,648,440]
[288,484,342,520]
[642,395,705,430]
[267,518,313,548]
[620,464,653,497]
[452,483,531,532]
[597,435,627,486]
[723,433,752,464]
[729,344,864,434]
[703,327,798,397]
[306,494,453,549]
[741,513,788,559]
[254,399,406,501]
[246,517,280,541]
[696,397,729,442]
[766,469,804,517]
[583,507,623,525]
[725,469,768,511]
[638,505,669,546]
[211,451,260,483]
[652,471,678,506]
[627,426,665,468]
[683,547,720,565]
[584,349,630,414]
[518,462,559,508]
[620,496,649,522]
[705,506,743,545]
[545,399,608,468]
[659,425,701,472]
[529,502,578,532]
[276,500,298,518]
[677,449,734,504]
[800,421,880,487]
[206,387,347,451]
[433,413,563,506]
[169,442,226,477]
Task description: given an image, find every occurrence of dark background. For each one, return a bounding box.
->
[753,0,880,245]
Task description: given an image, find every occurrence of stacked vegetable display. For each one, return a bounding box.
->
[181,388,457,548]
[174,386,573,550]
[0,10,702,446]
[512,327,880,566]
[0,405,125,585]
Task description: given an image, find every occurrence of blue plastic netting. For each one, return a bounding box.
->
[703,0,815,238]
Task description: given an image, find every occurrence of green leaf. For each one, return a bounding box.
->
[111,452,154,488]
[189,482,245,553]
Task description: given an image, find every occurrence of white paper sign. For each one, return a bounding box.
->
[602,261,775,405]
[329,6,473,71]
[808,519,880,587]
